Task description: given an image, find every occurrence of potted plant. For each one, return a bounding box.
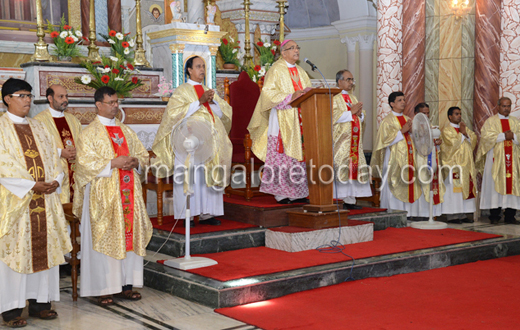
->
[241,38,280,83]
[75,57,143,98]
[47,15,85,62]
[218,36,240,70]
[156,76,173,102]
[99,29,136,62]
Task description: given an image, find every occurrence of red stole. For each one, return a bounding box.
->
[500,119,514,195]
[277,67,304,156]
[106,126,135,251]
[193,84,215,122]
[431,147,441,205]
[396,115,416,203]
[53,117,75,202]
[342,93,360,180]
[453,126,475,199]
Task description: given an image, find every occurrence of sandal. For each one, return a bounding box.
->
[114,290,142,301]
[4,317,27,328]
[28,309,58,320]
[96,295,114,306]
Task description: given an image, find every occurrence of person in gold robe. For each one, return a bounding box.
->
[247,39,312,204]
[476,97,520,225]
[413,103,445,219]
[0,78,71,327]
[152,56,232,226]
[73,87,152,306]
[34,85,82,204]
[440,106,477,224]
[332,69,371,209]
[370,91,423,218]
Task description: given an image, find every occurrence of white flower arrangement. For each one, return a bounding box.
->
[80,75,91,84]
[75,30,83,37]
[59,31,68,38]
[108,39,116,44]
[124,48,130,55]
[110,56,119,62]
[115,32,124,40]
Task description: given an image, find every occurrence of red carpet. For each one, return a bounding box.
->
[150,216,256,234]
[165,227,500,281]
[224,195,387,216]
[216,255,520,329]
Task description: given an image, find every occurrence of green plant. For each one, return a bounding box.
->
[75,57,143,98]
[218,36,240,66]
[254,39,280,67]
[47,15,84,58]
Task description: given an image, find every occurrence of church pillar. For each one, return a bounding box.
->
[358,34,376,151]
[170,44,185,88]
[209,46,218,89]
[376,0,403,126]
[402,0,425,118]
[473,0,501,135]
[107,0,122,32]
[80,0,90,39]
[342,36,358,83]
[499,1,520,116]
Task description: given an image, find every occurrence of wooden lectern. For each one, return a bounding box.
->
[286,88,349,229]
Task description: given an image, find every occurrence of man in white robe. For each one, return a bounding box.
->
[0,78,70,327]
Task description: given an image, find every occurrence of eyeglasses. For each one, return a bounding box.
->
[100,100,122,106]
[283,46,301,51]
[341,78,356,84]
[10,93,34,100]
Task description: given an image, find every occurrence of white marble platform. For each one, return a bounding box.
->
[266,221,374,252]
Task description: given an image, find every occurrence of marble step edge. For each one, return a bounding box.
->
[143,235,520,308]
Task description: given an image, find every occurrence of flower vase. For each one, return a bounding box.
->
[161,96,170,102]
[56,55,72,63]
[223,63,236,70]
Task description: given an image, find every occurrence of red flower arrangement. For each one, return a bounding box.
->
[257,41,264,47]
[122,41,129,48]
[109,30,117,37]
[112,68,120,74]
[254,65,261,71]
[101,75,110,84]
[222,38,229,45]
[50,31,59,38]
[63,25,71,30]
[132,77,138,84]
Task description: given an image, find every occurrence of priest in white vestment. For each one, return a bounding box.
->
[74,87,152,306]
[476,97,520,224]
[152,56,233,226]
[0,78,71,327]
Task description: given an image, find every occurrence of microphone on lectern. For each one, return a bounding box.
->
[303,58,318,71]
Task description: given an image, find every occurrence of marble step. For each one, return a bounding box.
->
[143,234,520,309]
[147,210,408,258]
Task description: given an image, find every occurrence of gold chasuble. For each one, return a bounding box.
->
[73,117,152,260]
[0,115,71,274]
[151,82,232,187]
[332,93,368,182]
[247,59,312,162]
[371,113,422,203]
[34,109,82,203]
[441,125,477,200]
[476,114,520,196]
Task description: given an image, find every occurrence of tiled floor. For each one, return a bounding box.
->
[11,217,519,330]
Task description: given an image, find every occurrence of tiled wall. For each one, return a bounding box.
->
[425,0,475,129]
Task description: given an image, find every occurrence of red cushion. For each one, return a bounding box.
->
[229,72,261,140]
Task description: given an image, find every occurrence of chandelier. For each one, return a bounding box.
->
[450,0,471,18]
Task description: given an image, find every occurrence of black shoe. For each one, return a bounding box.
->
[277,198,291,204]
[460,218,473,223]
[343,203,362,210]
[200,217,221,226]
[505,219,520,225]
[447,219,463,224]
[292,198,309,204]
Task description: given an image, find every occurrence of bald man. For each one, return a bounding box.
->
[34,85,82,204]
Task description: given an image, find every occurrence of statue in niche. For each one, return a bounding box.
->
[170,0,183,22]
[206,3,216,25]
[147,5,164,23]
